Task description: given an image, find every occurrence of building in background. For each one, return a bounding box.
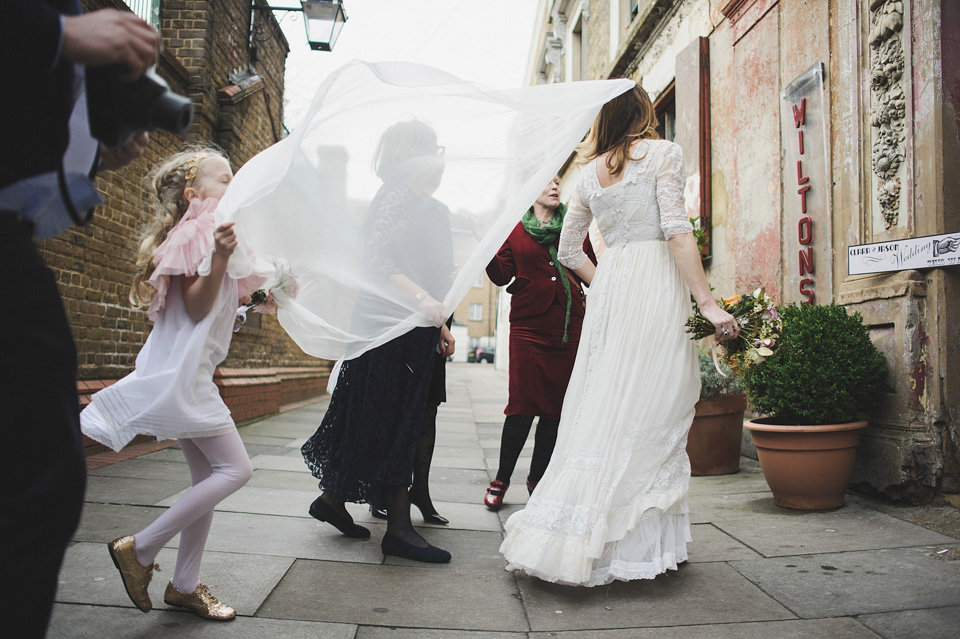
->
[526,0,959,502]
[47,1,331,455]
[453,273,499,363]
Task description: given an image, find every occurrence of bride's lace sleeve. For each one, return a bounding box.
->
[558,182,594,270]
[657,142,693,237]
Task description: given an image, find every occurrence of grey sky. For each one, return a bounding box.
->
[271,0,539,130]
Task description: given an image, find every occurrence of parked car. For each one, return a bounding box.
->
[468,346,495,363]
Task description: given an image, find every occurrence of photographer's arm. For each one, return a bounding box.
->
[63,11,159,170]
[1,2,63,72]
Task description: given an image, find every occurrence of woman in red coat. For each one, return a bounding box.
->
[483,176,596,509]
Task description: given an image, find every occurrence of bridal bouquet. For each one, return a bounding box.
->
[685,287,782,371]
[234,258,300,331]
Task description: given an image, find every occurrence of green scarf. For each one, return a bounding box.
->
[522,202,573,343]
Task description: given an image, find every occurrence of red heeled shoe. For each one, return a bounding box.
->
[525,479,538,495]
[483,480,509,510]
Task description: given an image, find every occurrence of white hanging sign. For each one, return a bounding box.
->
[848,232,960,275]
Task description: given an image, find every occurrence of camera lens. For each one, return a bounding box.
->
[86,65,194,146]
[148,92,193,136]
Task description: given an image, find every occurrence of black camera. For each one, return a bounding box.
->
[86,65,194,147]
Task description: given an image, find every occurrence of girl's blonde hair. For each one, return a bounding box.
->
[576,84,659,175]
[129,146,228,307]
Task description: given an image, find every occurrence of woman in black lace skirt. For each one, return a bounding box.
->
[301,120,455,563]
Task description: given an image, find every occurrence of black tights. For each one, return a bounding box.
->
[410,402,438,509]
[324,483,428,547]
[379,403,440,547]
[495,414,559,484]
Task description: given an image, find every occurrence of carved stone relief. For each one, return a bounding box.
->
[540,28,566,84]
[868,0,905,229]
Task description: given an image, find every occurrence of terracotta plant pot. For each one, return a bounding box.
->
[744,418,868,510]
[687,393,747,476]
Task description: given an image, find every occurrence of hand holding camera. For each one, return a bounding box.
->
[63,9,193,155]
[86,65,194,147]
[62,9,160,79]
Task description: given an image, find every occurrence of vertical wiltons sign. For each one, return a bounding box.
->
[780,63,832,304]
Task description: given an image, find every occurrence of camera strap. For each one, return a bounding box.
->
[57,145,100,227]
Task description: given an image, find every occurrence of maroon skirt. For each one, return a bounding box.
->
[505,302,583,420]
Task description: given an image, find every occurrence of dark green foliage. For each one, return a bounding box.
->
[739,303,887,424]
[698,350,743,399]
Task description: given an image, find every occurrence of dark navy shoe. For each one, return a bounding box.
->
[381,533,451,563]
[309,496,370,538]
[370,504,388,520]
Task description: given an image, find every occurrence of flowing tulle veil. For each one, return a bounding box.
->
[215,60,633,362]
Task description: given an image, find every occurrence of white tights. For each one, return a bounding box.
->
[133,429,252,593]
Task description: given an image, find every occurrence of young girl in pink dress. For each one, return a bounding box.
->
[81,148,264,620]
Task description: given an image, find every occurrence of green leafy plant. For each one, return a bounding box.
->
[690,216,707,255]
[698,350,742,399]
[739,303,887,425]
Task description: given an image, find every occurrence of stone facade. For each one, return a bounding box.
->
[526,0,960,502]
[44,1,330,451]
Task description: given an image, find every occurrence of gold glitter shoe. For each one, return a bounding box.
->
[163,581,236,620]
[107,535,158,612]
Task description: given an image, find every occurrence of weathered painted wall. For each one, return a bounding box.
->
[940,0,960,492]
[832,0,958,500]
[526,0,959,500]
[730,9,782,296]
[628,1,714,97]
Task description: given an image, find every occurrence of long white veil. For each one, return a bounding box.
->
[217,60,632,362]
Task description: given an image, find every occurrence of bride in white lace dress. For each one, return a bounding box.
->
[499,85,739,586]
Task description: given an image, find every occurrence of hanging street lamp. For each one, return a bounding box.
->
[251,0,349,52]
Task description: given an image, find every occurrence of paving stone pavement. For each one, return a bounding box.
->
[50,364,960,638]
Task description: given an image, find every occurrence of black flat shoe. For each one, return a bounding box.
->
[409,494,449,525]
[381,533,451,564]
[370,505,388,520]
[309,497,370,538]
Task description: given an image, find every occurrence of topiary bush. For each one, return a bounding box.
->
[739,303,887,425]
[698,350,743,399]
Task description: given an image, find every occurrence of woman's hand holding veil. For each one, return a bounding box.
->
[417,293,448,326]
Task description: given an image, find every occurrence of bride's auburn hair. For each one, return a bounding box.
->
[129,145,228,308]
[577,84,659,176]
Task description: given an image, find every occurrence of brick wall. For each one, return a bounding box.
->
[42,1,331,446]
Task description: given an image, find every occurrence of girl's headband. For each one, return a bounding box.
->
[184,152,205,184]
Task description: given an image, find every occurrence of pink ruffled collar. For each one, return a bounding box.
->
[146,198,220,320]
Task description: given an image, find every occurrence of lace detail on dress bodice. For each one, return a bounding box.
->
[558,140,692,270]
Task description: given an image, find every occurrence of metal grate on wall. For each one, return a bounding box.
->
[122,0,161,26]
